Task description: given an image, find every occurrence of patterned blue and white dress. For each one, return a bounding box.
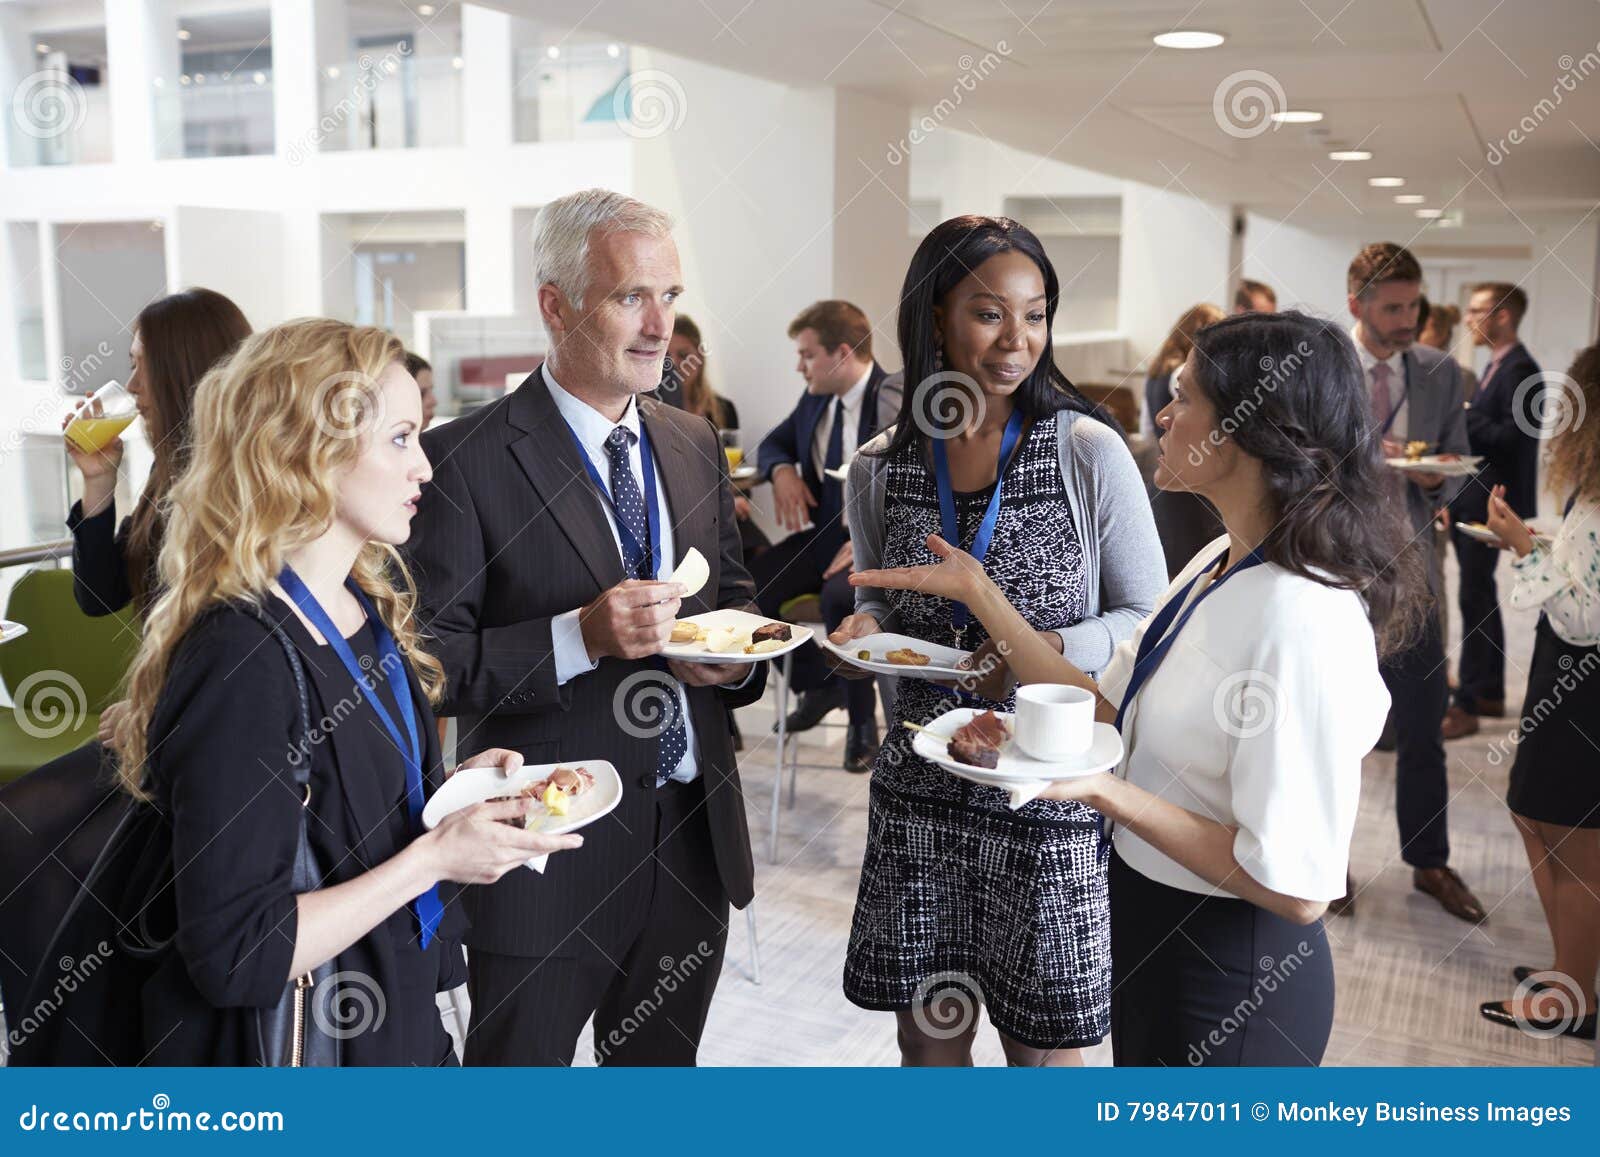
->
[843,414,1111,1049]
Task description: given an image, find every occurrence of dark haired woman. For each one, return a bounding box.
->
[403,351,438,429]
[832,215,1164,1065]
[64,287,252,621]
[854,310,1428,1066]
[0,289,251,1020]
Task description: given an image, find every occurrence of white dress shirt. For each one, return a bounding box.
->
[1354,326,1408,440]
[544,365,710,782]
[1098,536,1391,901]
[810,365,872,479]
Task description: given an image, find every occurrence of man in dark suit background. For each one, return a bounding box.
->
[752,301,894,772]
[1443,282,1544,739]
[1340,241,1486,924]
[406,188,764,1065]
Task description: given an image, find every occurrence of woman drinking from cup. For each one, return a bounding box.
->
[832,216,1164,1066]
[852,310,1428,1066]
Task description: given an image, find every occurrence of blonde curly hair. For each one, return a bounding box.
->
[115,318,445,799]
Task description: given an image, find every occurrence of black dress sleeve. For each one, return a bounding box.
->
[718,395,740,432]
[150,608,304,1009]
[66,499,133,616]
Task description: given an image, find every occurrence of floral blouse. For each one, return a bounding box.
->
[1509,495,1600,646]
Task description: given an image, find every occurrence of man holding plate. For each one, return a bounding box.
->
[406,189,764,1066]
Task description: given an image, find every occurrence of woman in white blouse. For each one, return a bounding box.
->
[1478,342,1600,1043]
[852,311,1429,1065]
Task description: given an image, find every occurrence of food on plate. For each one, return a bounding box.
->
[886,647,931,666]
[744,638,787,655]
[704,625,746,654]
[750,622,792,644]
[1404,440,1430,461]
[947,710,1009,769]
[857,649,872,660]
[668,547,709,599]
[1436,452,1461,462]
[670,620,704,644]
[517,765,596,828]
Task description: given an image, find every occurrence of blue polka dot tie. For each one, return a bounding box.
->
[604,426,688,786]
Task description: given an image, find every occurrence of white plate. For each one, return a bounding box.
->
[0,620,28,646]
[910,708,1123,783]
[1456,521,1554,550]
[820,632,973,680]
[661,607,813,664]
[730,464,758,482]
[1385,454,1483,477]
[422,759,622,869]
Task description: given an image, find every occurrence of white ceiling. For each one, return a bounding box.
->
[484,0,1600,230]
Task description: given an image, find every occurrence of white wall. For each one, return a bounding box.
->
[1116,181,1233,367]
[167,205,286,326]
[56,221,168,382]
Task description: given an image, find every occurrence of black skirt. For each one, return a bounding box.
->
[1506,615,1600,829]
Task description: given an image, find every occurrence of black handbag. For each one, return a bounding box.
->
[9,603,341,1066]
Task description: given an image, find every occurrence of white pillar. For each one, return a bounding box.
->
[830,87,913,370]
[106,0,179,163]
[462,3,512,152]
[465,204,516,314]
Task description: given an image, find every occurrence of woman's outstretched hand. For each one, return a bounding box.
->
[848,534,989,603]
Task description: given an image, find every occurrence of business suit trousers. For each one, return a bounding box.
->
[1451,528,1506,712]
[1380,613,1451,868]
[463,778,730,1066]
[753,530,876,725]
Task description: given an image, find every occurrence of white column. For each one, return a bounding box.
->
[36,222,62,388]
[462,3,512,152]
[465,203,516,314]
[106,0,179,163]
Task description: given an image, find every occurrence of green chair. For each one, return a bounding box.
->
[0,568,141,783]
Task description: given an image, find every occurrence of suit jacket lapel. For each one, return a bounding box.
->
[859,361,887,443]
[639,400,715,611]
[505,371,626,592]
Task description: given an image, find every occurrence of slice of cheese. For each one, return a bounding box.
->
[668,547,709,599]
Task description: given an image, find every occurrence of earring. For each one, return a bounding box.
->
[933,346,944,370]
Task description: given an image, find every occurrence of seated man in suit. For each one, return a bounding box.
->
[1443,282,1544,739]
[752,301,895,772]
[406,188,764,1065]
[1339,241,1485,925]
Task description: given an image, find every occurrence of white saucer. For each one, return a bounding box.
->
[1386,454,1483,477]
[911,708,1123,783]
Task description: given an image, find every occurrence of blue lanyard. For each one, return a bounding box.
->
[932,408,1025,632]
[277,566,443,950]
[1113,545,1266,733]
[565,419,661,579]
[1379,358,1410,436]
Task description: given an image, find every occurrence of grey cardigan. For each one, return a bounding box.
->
[846,410,1166,676]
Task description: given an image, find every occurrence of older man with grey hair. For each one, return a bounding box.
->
[406,188,764,1065]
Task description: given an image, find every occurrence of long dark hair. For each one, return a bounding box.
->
[126,287,252,613]
[874,215,1107,460]
[1186,310,1428,656]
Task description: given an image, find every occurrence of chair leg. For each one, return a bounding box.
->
[768,654,789,864]
[786,736,798,810]
[742,903,761,985]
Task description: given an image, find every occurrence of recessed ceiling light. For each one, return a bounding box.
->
[1152,30,1226,49]
[450,55,463,69]
[1270,110,1323,124]
[252,71,266,85]
[35,43,50,54]
[607,43,621,58]
[1369,176,1405,187]
[1393,194,1426,204]
[418,3,436,14]
[546,45,560,59]
[325,66,340,79]
[1328,149,1372,161]
[1415,208,1444,219]
[179,74,191,85]
[177,28,191,40]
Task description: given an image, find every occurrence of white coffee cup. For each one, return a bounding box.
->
[1014,683,1095,762]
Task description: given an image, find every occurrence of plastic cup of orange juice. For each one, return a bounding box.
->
[65,380,137,455]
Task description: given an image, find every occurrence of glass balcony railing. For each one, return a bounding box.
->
[5,62,113,167]
[317,50,462,152]
[156,72,275,159]
[513,42,633,143]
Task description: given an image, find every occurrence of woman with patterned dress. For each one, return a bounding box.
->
[833,216,1164,1065]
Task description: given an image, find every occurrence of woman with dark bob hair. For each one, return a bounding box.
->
[832,215,1165,1065]
[853,310,1429,1066]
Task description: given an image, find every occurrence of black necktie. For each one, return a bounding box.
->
[824,398,846,475]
